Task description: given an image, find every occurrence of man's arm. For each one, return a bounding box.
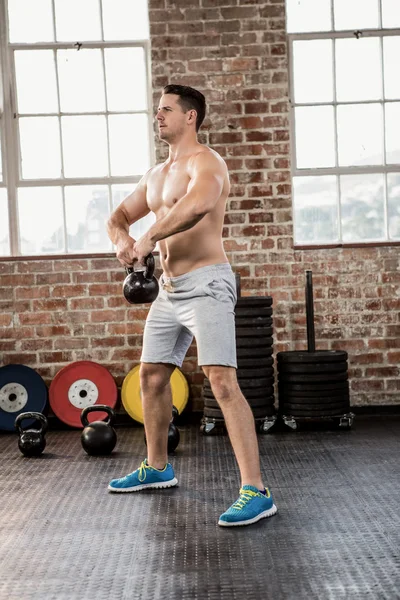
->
[147,152,225,244]
[107,170,151,266]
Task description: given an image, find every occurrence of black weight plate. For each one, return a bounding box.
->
[278,392,350,404]
[0,364,48,432]
[277,362,348,374]
[237,367,274,378]
[204,378,274,390]
[203,386,275,399]
[236,327,273,338]
[279,381,349,394]
[237,357,274,368]
[278,372,348,383]
[235,307,273,318]
[237,347,274,358]
[236,337,273,348]
[277,350,348,364]
[204,396,275,409]
[280,406,350,417]
[204,405,275,419]
[281,400,350,411]
[235,317,273,327]
[236,297,273,308]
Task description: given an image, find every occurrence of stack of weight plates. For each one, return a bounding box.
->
[203,297,275,422]
[277,350,351,419]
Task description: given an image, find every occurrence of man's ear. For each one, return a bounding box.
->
[187,109,197,125]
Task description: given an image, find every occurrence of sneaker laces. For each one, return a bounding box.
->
[232,488,259,510]
[138,460,151,482]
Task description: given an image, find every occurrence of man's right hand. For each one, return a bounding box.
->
[115,235,138,267]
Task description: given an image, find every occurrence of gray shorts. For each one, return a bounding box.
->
[140,263,237,368]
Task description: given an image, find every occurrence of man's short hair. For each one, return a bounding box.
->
[163,84,206,132]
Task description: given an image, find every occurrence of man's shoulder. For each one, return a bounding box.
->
[190,146,227,171]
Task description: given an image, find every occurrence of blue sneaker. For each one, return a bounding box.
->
[218,485,277,527]
[108,459,178,493]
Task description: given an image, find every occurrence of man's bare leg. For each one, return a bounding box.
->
[140,362,175,470]
[203,365,264,490]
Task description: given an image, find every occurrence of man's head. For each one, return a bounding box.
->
[156,84,206,143]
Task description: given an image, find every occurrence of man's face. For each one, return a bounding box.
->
[156,94,188,142]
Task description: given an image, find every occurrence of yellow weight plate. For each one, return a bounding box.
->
[121,365,189,424]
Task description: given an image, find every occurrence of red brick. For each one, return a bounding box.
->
[19,312,52,325]
[224,213,246,224]
[0,327,34,339]
[20,339,53,351]
[32,299,68,311]
[0,341,17,351]
[3,353,37,365]
[70,298,104,310]
[246,131,273,142]
[51,285,87,297]
[39,351,74,363]
[91,310,126,323]
[35,325,71,337]
[92,337,125,348]
[0,274,35,286]
[249,213,273,223]
[232,225,266,237]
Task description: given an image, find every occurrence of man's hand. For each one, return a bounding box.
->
[115,235,138,267]
[133,233,156,266]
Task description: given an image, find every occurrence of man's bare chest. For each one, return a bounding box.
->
[147,165,191,213]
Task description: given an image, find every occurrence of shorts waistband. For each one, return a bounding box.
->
[161,263,232,286]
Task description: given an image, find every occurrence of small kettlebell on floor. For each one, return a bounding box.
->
[15,412,48,457]
[144,405,180,453]
[81,405,117,456]
[123,253,159,304]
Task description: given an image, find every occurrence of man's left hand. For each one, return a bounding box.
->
[133,234,156,266]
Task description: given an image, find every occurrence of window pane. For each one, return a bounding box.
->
[286,0,332,33]
[8,0,54,43]
[295,106,336,168]
[340,174,385,242]
[65,186,111,253]
[387,173,400,240]
[334,0,379,30]
[293,176,338,244]
[293,40,333,104]
[19,117,62,179]
[55,0,102,41]
[111,184,155,240]
[18,187,64,254]
[382,0,400,28]
[15,51,58,115]
[337,104,383,167]
[383,37,400,99]
[0,125,3,180]
[385,103,400,164]
[0,189,10,256]
[58,50,105,113]
[62,116,108,177]
[335,38,382,102]
[105,48,147,111]
[102,0,150,40]
[109,114,150,176]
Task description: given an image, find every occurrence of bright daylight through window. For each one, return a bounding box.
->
[0,0,154,257]
[287,0,400,246]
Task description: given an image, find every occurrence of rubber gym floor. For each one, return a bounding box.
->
[1,415,399,600]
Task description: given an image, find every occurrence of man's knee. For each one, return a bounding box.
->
[140,363,174,392]
[204,366,239,402]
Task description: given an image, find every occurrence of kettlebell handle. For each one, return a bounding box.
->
[81,405,116,428]
[125,253,155,281]
[15,412,48,434]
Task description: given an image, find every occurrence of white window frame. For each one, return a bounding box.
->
[288,18,400,247]
[0,0,155,257]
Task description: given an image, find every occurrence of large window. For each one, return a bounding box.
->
[287,0,400,246]
[0,0,154,257]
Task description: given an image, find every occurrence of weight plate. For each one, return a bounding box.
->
[236,297,273,307]
[204,396,275,409]
[0,364,48,432]
[278,392,350,403]
[280,406,350,417]
[237,367,274,378]
[49,361,117,428]
[235,317,273,327]
[237,347,273,358]
[279,381,349,393]
[203,386,275,399]
[235,327,273,338]
[122,365,188,424]
[204,378,274,390]
[235,307,273,318]
[236,337,273,348]
[204,405,275,419]
[278,362,348,374]
[237,357,274,368]
[278,372,348,383]
[277,350,348,364]
[281,400,350,410]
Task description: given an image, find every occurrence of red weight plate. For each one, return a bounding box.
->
[49,361,117,428]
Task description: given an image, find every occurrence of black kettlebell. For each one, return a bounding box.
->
[123,253,159,304]
[80,405,117,456]
[15,412,48,457]
[144,405,180,453]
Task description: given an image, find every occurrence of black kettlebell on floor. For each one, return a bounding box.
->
[15,412,48,457]
[123,253,159,304]
[81,405,117,456]
[144,405,180,453]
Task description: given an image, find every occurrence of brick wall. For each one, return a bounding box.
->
[0,0,399,409]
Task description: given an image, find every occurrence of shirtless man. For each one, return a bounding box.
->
[106,84,277,527]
